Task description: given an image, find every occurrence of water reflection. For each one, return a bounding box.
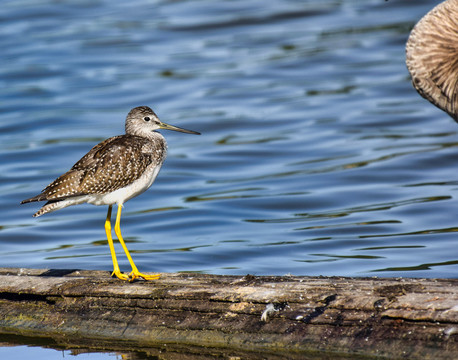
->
[0,333,374,360]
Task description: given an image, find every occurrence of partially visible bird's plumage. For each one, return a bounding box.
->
[406,0,458,121]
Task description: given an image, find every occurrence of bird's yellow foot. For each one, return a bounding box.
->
[128,271,161,282]
[111,269,130,281]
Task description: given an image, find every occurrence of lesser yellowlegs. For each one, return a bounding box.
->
[21,106,200,281]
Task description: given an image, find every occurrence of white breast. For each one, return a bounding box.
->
[86,163,163,206]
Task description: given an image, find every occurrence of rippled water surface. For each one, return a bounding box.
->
[0,0,456,357]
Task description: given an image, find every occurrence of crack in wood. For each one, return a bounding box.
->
[0,292,56,305]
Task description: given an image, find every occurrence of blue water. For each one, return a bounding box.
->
[0,0,456,357]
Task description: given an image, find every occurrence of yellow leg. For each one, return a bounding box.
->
[105,205,129,281]
[114,204,160,281]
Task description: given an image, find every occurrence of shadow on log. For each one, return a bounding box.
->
[0,268,456,359]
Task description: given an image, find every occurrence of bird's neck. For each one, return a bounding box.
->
[126,129,165,142]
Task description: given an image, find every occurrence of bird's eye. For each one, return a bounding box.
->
[144,117,150,122]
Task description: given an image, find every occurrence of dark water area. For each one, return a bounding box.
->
[0,0,456,358]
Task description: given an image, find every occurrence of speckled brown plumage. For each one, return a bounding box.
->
[406,0,458,121]
[25,135,166,203]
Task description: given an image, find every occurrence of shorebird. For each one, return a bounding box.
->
[406,0,458,121]
[21,106,200,281]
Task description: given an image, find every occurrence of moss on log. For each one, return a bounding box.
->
[0,268,456,359]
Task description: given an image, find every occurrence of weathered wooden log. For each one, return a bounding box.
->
[0,267,456,359]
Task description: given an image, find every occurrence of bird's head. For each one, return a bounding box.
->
[125,106,200,138]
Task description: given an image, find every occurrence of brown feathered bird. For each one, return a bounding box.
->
[406,0,458,121]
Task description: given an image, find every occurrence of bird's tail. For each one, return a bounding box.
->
[21,194,47,204]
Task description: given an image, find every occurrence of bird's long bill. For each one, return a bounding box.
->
[159,121,201,135]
